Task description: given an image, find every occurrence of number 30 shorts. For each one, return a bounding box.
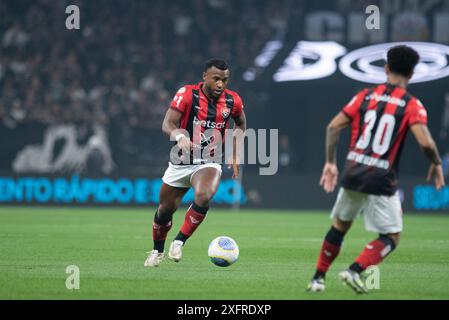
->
[330,187,403,234]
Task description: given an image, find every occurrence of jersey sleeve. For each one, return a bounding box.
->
[231,93,244,118]
[407,98,428,126]
[342,89,368,119]
[169,86,191,114]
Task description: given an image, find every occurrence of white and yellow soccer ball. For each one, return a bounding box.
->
[208,236,239,267]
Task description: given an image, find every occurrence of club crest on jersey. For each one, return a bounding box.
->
[221,107,231,119]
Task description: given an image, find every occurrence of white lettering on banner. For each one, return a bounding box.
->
[305,8,449,44]
[340,42,449,84]
[12,125,114,174]
[347,151,390,170]
[273,41,347,82]
[249,41,449,84]
[243,41,283,81]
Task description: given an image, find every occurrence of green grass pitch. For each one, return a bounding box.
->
[0,206,448,300]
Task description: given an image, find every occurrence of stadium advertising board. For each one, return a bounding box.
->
[0,176,246,206]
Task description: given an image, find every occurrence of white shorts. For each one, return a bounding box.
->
[331,188,403,234]
[162,162,222,189]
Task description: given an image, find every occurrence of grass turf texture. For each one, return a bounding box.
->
[0,206,448,300]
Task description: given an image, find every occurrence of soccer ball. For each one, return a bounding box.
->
[208,236,239,267]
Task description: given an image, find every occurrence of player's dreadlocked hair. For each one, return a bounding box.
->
[387,45,420,78]
[204,58,229,72]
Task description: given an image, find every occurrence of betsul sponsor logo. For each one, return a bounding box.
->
[193,116,226,129]
[251,41,449,84]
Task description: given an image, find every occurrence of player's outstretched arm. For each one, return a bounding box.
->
[320,112,351,193]
[162,108,191,153]
[229,110,247,179]
[410,124,446,190]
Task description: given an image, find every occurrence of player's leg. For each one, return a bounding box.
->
[340,192,402,293]
[350,232,399,273]
[144,183,188,267]
[339,232,399,294]
[169,165,221,262]
[174,166,220,243]
[314,218,353,278]
[307,218,353,292]
[308,188,365,292]
[153,183,189,251]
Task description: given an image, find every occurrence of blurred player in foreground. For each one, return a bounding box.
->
[144,59,246,267]
[308,45,446,293]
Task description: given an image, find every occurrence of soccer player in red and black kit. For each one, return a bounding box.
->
[144,59,246,267]
[307,45,446,293]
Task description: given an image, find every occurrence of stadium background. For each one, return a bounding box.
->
[2,0,449,301]
[1,0,449,211]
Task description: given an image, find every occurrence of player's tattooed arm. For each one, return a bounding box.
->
[422,144,443,165]
[326,127,339,164]
[410,124,442,165]
[320,112,351,193]
[325,112,351,164]
[410,124,445,190]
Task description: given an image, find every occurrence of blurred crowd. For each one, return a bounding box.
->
[2,0,446,177]
[0,0,293,130]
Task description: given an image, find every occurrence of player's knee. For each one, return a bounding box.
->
[158,202,177,217]
[194,189,215,207]
[333,218,352,234]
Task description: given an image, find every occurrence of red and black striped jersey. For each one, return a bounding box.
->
[169,82,244,164]
[341,83,428,195]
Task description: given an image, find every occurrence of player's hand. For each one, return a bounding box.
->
[427,163,445,191]
[231,163,239,179]
[320,162,339,193]
[177,136,192,154]
[227,157,239,179]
